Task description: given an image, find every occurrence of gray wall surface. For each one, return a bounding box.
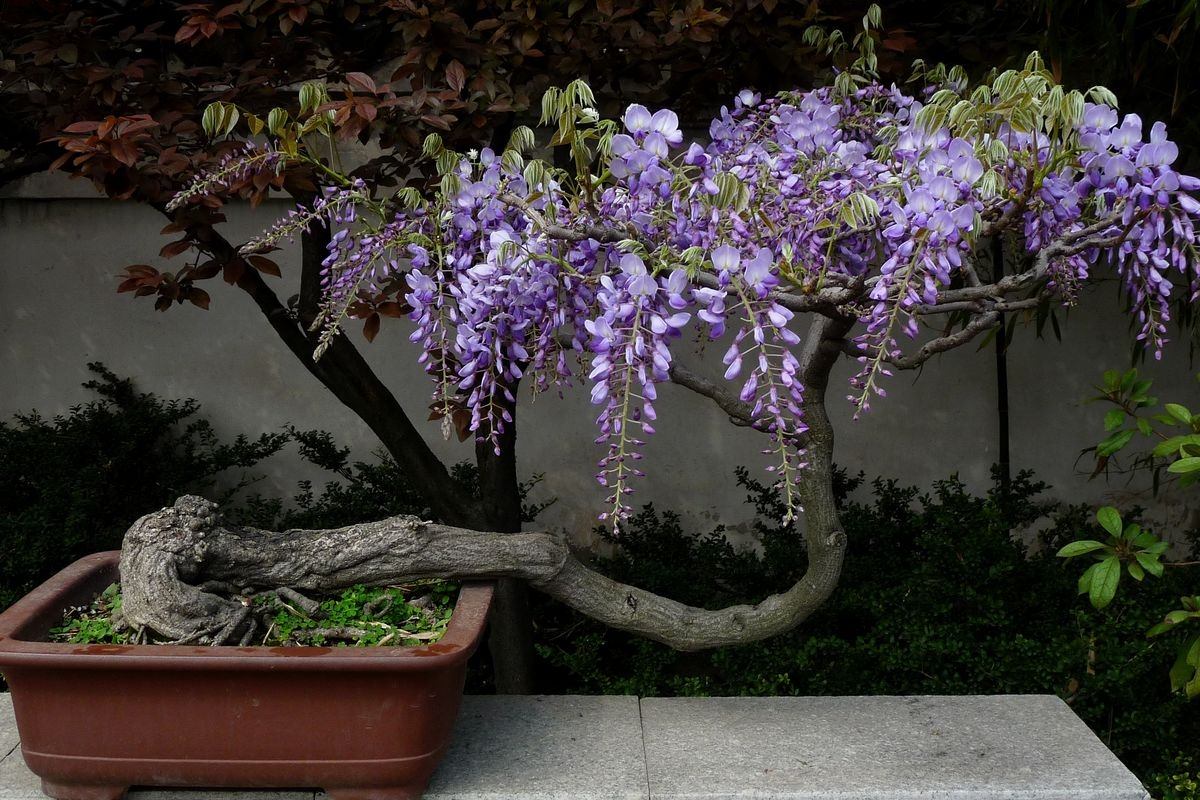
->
[3,177,1198,547]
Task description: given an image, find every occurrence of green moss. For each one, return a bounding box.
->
[50,580,458,647]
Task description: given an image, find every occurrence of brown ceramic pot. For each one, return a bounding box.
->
[0,551,493,800]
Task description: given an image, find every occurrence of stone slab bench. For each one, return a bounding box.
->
[0,694,1149,800]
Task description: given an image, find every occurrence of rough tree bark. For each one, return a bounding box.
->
[117,317,852,651]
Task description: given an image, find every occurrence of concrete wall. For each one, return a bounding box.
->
[3,177,1198,545]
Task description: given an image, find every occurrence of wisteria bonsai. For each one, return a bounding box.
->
[116,17,1200,653]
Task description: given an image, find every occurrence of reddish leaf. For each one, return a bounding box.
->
[362,313,381,342]
[345,71,377,94]
[190,259,222,279]
[187,287,211,309]
[47,152,72,172]
[62,120,100,134]
[446,59,466,93]
[419,114,452,131]
[223,259,246,284]
[452,408,473,442]
[159,239,192,258]
[377,300,411,318]
[356,102,378,122]
[248,255,281,277]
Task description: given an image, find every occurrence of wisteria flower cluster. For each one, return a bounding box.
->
[172,65,1200,527]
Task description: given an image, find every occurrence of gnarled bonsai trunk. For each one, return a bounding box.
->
[118,319,850,651]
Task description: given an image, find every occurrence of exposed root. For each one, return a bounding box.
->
[276,587,323,618]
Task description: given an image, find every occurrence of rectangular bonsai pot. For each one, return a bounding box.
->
[0,551,494,800]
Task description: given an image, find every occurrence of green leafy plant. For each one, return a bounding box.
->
[1148,754,1200,800]
[1058,369,1200,698]
[1060,506,1169,608]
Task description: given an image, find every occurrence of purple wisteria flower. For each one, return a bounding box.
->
[172,72,1200,527]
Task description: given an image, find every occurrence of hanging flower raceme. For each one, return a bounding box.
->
[169,70,1200,527]
[587,254,691,524]
[165,142,286,213]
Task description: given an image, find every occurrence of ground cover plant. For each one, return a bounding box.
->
[51,580,457,647]
[1058,369,1200,698]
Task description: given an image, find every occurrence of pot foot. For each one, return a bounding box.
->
[324,785,428,800]
[39,780,128,800]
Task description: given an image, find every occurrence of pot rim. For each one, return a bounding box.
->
[0,551,494,672]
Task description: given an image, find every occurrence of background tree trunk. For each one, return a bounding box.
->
[474,390,536,694]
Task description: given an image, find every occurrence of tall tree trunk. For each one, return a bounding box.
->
[475,390,536,694]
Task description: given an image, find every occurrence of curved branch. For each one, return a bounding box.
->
[692,272,857,319]
[929,212,1138,310]
[119,485,844,650]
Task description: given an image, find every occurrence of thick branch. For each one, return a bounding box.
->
[927,213,1135,311]
[121,467,845,652]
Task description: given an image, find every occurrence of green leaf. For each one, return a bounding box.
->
[1097,429,1135,457]
[1134,552,1165,578]
[1103,409,1126,431]
[1127,560,1145,581]
[267,108,288,136]
[1165,403,1192,425]
[1088,556,1120,609]
[201,103,222,138]
[1131,530,1158,548]
[1096,507,1122,537]
[1151,435,1200,458]
[1168,637,1200,697]
[1057,540,1108,558]
[1136,418,1153,436]
[1077,562,1098,595]
[1167,456,1200,474]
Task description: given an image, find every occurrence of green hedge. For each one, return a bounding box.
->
[0,364,288,609]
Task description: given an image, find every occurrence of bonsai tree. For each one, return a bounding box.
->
[104,10,1200,655]
[4,0,921,690]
